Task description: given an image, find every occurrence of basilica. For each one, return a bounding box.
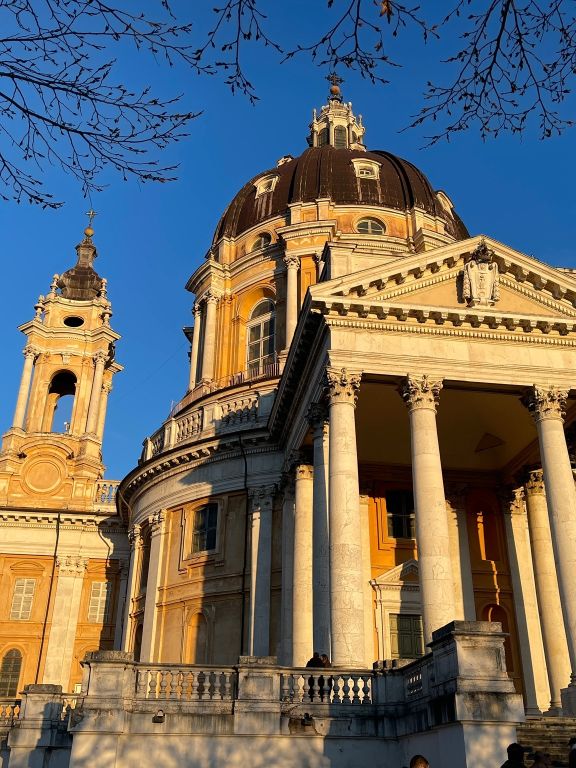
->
[2,84,576,767]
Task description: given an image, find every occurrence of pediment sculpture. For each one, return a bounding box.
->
[462,239,500,307]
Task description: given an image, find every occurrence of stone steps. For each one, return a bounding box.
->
[516,717,576,766]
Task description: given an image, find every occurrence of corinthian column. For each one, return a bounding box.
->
[201,291,219,383]
[284,255,300,350]
[12,345,38,429]
[85,350,107,434]
[525,470,571,711]
[122,524,142,652]
[292,464,314,666]
[326,366,365,666]
[96,381,112,440]
[523,386,576,690]
[189,303,202,390]
[248,486,274,656]
[399,375,455,645]
[308,404,331,657]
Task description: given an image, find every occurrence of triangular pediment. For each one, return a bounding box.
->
[373,559,419,586]
[311,236,576,327]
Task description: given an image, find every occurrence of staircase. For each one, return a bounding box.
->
[517,717,576,766]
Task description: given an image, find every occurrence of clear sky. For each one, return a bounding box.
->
[1,2,575,480]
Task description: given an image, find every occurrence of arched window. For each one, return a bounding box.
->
[318,127,328,147]
[357,218,385,236]
[250,232,271,252]
[42,370,77,432]
[334,125,347,149]
[0,649,22,697]
[247,300,275,379]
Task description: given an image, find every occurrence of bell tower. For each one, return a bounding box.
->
[0,215,122,511]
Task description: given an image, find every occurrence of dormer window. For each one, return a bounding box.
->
[351,158,380,179]
[359,167,376,178]
[255,175,278,197]
[357,217,385,236]
[250,232,272,252]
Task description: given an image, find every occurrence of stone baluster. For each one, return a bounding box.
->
[140,511,167,662]
[283,255,300,350]
[326,366,365,666]
[523,386,576,706]
[399,375,456,645]
[308,404,331,658]
[189,302,202,391]
[525,467,572,710]
[248,486,274,656]
[292,464,314,666]
[85,350,108,434]
[12,345,38,430]
[201,291,219,383]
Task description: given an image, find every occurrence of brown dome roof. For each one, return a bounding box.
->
[214,146,469,242]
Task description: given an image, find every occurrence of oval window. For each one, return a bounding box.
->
[357,218,385,236]
[64,316,84,327]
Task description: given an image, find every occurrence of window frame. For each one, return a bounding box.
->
[249,232,272,252]
[246,300,276,379]
[357,217,386,236]
[385,489,416,540]
[389,613,424,659]
[0,648,23,697]
[87,581,111,624]
[254,174,279,197]
[10,578,36,621]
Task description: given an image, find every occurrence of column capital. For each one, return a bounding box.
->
[508,486,526,516]
[149,510,166,535]
[295,464,314,481]
[102,381,113,394]
[283,254,300,270]
[128,523,142,548]
[93,350,108,366]
[204,289,220,305]
[56,555,89,575]
[525,469,545,496]
[192,302,202,317]
[523,385,568,423]
[248,485,276,514]
[23,344,39,360]
[306,402,329,435]
[325,366,362,406]
[399,374,443,413]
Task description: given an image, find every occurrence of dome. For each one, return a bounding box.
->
[214,145,469,244]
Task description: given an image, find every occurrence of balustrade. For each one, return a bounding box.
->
[135,665,236,702]
[0,699,20,726]
[280,670,373,705]
[94,481,119,506]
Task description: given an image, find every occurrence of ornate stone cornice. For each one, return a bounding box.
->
[57,555,89,575]
[525,469,545,496]
[523,385,568,423]
[325,367,362,406]
[399,374,443,413]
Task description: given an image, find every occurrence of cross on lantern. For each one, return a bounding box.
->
[86,209,97,227]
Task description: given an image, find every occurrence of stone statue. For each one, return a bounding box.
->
[462,239,500,307]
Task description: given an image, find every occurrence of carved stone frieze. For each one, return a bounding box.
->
[523,385,568,423]
[399,374,443,413]
[324,367,362,406]
[56,555,89,575]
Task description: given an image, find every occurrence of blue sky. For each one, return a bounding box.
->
[1,2,575,480]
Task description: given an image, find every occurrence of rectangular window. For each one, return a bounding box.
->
[88,581,111,623]
[191,503,218,555]
[10,578,36,620]
[386,490,415,539]
[389,613,424,659]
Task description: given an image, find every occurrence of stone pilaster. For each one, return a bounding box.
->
[399,374,455,645]
[248,486,275,657]
[121,524,142,652]
[525,469,571,710]
[308,403,331,657]
[292,464,314,666]
[444,488,476,621]
[140,511,166,662]
[283,254,300,350]
[325,366,365,666]
[43,555,88,690]
[523,385,576,699]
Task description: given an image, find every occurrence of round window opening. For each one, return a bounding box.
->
[357,218,385,236]
[64,316,84,328]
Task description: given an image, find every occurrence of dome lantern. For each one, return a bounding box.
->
[308,74,366,151]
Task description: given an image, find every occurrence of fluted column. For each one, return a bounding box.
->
[201,291,219,382]
[85,350,107,434]
[326,367,365,666]
[280,479,295,664]
[523,386,576,683]
[140,511,167,662]
[292,464,314,666]
[399,375,455,645]
[308,404,331,657]
[96,382,112,440]
[284,255,300,350]
[121,525,142,652]
[189,302,202,391]
[525,469,572,709]
[12,345,38,429]
[248,486,274,656]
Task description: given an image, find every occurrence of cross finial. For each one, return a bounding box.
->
[86,209,97,227]
[327,72,344,101]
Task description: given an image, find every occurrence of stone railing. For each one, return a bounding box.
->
[280,669,373,705]
[135,665,236,701]
[94,480,119,508]
[0,698,20,727]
